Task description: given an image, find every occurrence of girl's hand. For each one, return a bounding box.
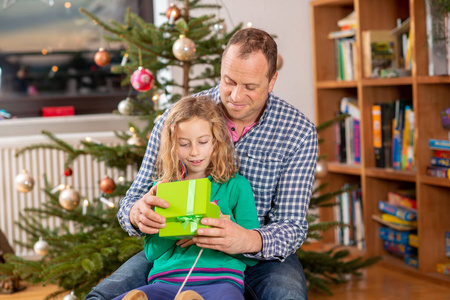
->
[176,238,195,248]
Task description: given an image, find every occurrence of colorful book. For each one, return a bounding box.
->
[372,104,383,167]
[430,156,450,168]
[383,240,416,256]
[392,99,413,170]
[404,256,419,268]
[446,231,450,257]
[409,233,419,248]
[387,190,417,210]
[381,213,417,227]
[429,139,450,151]
[372,214,416,231]
[379,227,411,245]
[434,149,450,159]
[437,263,450,276]
[362,30,397,78]
[378,200,417,221]
[426,165,450,179]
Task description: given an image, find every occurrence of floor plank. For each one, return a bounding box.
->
[309,264,450,300]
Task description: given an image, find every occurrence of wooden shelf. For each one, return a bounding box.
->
[365,168,416,182]
[310,0,450,285]
[327,162,361,175]
[361,77,413,86]
[420,175,450,188]
[316,80,358,89]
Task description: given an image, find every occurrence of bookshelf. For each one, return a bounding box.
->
[310,0,450,283]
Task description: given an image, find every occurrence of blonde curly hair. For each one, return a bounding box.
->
[155,95,238,183]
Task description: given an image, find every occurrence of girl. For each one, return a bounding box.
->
[114,95,259,300]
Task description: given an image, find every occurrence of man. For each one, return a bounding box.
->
[87,27,317,300]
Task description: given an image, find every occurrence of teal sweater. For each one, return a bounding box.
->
[144,174,259,292]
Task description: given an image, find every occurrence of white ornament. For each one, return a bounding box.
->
[118,97,134,115]
[15,169,35,193]
[63,291,78,300]
[34,237,49,256]
[59,186,80,210]
[127,134,146,147]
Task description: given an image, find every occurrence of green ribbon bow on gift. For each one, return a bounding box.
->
[177,215,203,232]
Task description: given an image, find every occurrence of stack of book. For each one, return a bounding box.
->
[327,11,357,81]
[371,99,414,170]
[335,97,360,165]
[427,139,450,179]
[334,184,365,250]
[372,190,418,266]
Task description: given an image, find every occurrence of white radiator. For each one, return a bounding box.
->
[0,132,138,257]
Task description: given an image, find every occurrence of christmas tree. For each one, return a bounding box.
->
[0,1,379,299]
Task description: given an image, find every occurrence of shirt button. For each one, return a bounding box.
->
[231,127,236,131]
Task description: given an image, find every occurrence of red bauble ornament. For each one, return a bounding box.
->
[100,175,116,194]
[131,67,154,92]
[94,48,111,67]
[64,167,73,177]
[165,3,181,23]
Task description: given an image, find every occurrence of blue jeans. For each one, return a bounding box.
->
[86,251,307,300]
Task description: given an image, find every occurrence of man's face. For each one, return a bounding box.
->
[219,45,277,125]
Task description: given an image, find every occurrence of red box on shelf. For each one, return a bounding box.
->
[42,106,75,117]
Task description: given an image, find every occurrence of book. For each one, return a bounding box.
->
[404,256,419,268]
[387,190,417,210]
[430,156,450,168]
[434,149,450,159]
[337,11,356,30]
[352,189,365,250]
[383,240,416,256]
[446,231,450,257]
[379,227,411,245]
[437,263,450,276]
[426,165,450,178]
[381,213,417,227]
[378,200,417,221]
[409,233,419,248]
[401,106,414,171]
[392,99,413,170]
[372,214,416,231]
[429,139,450,151]
[373,102,395,168]
[442,107,450,129]
[362,30,397,78]
[340,97,360,165]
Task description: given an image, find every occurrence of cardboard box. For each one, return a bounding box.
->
[155,178,220,239]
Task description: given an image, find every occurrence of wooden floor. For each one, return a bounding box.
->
[2,264,450,300]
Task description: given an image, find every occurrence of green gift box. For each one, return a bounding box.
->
[155,178,220,239]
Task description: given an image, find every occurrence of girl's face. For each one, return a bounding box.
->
[176,117,214,180]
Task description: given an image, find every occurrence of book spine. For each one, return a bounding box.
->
[429,139,450,150]
[372,104,384,167]
[434,150,450,159]
[378,201,417,221]
[426,165,450,178]
[354,119,361,164]
[379,227,410,245]
[381,213,417,227]
[430,156,450,168]
[387,192,417,209]
[383,240,416,256]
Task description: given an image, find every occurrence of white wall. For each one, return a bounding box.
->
[158,0,315,122]
[208,0,315,121]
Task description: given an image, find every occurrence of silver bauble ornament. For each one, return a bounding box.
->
[118,97,134,115]
[172,35,196,61]
[63,291,78,300]
[15,169,35,193]
[59,186,80,210]
[213,21,227,34]
[315,161,328,178]
[33,237,49,256]
[127,134,146,147]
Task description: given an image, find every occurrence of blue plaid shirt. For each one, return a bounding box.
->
[118,84,318,262]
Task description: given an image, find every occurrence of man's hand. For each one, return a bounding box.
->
[192,216,262,254]
[130,184,169,234]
